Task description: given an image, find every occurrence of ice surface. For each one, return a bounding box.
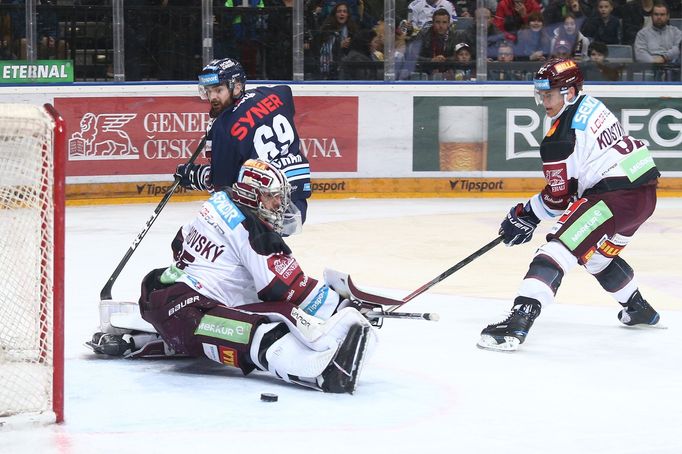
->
[2,198,681,454]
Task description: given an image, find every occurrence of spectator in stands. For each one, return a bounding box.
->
[406,0,456,35]
[493,0,542,43]
[634,1,682,63]
[416,8,457,78]
[580,40,621,79]
[453,0,477,17]
[453,41,475,79]
[401,0,456,77]
[339,28,382,79]
[516,11,552,60]
[374,20,411,78]
[543,0,591,32]
[476,6,507,59]
[314,2,360,79]
[551,38,573,57]
[581,0,622,44]
[9,0,66,60]
[497,40,516,61]
[622,0,655,45]
[551,12,590,60]
[320,0,364,25]
[490,40,527,79]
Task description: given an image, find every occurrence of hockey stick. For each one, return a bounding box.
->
[365,311,440,322]
[391,235,505,310]
[99,135,208,301]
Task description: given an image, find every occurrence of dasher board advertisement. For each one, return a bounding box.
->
[54,95,358,179]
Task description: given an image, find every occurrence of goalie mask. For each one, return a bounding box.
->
[197,58,247,101]
[232,160,291,233]
[533,58,584,106]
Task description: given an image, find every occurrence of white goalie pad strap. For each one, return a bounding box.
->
[99,300,157,334]
[312,307,378,361]
[249,322,283,371]
[265,333,337,380]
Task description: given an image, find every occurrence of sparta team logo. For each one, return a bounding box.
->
[543,162,568,195]
[68,112,139,160]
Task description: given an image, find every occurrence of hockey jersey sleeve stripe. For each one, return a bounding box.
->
[285,168,311,178]
[529,193,561,221]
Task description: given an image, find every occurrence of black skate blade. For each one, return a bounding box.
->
[476,334,521,352]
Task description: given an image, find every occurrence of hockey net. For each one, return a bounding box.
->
[0,104,64,427]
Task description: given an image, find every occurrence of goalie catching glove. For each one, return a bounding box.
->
[499,202,540,246]
[175,163,211,191]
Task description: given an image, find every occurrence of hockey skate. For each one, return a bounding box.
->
[86,332,136,357]
[477,298,541,352]
[618,291,663,328]
[86,331,181,358]
[319,323,371,394]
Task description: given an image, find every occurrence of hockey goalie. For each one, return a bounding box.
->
[87,159,378,394]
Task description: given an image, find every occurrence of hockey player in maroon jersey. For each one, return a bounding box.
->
[88,160,375,394]
[478,58,661,352]
[176,58,311,235]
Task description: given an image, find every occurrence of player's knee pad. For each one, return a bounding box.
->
[525,254,566,296]
[593,256,634,293]
[518,251,567,306]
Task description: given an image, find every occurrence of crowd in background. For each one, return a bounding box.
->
[0,0,680,81]
[303,0,682,81]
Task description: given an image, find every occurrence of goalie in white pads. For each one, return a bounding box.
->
[87,159,377,394]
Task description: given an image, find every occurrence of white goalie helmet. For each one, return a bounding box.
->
[232,159,291,233]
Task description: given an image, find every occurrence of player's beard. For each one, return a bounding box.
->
[209,102,225,118]
[208,97,232,118]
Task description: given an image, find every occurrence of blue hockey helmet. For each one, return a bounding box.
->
[197,58,247,100]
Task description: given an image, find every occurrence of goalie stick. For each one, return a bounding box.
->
[99,135,208,301]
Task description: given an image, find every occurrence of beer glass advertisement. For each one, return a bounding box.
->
[413,96,682,172]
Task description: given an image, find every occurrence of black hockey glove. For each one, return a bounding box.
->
[499,202,540,246]
[175,163,211,191]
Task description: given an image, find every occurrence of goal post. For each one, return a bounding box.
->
[0,103,65,427]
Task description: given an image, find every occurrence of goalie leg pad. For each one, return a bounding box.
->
[252,308,377,392]
[99,300,156,335]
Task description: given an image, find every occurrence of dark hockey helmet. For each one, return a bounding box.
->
[232,159,291,233]
[197,58,247,100]
[533,58,584,104]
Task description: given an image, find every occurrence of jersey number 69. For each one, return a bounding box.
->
[254,114,295,161]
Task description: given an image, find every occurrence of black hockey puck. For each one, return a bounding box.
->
[260,393,278,402]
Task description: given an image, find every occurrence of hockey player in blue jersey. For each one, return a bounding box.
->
[176,58,311,234]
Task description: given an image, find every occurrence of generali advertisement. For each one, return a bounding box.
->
[54,95,359,179]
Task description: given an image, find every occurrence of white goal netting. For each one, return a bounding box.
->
[0,104,62,427]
